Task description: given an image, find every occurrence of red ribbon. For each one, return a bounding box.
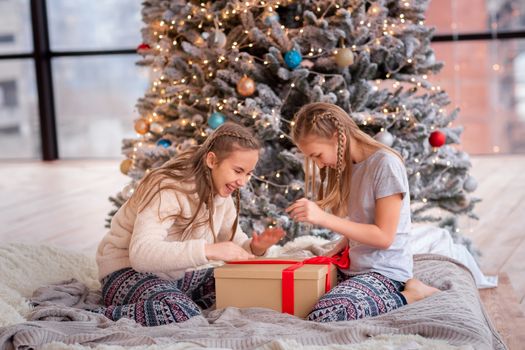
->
[227,246,350,315]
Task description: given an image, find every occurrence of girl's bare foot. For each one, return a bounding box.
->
[401,278,440,304]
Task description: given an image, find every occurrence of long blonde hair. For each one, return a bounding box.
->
[291,102,402,216]
[130,122,261,242]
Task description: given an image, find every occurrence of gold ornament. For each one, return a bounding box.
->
[335,47,355,67]
[120,159,133,175]
[134,118,150,134]
[237,75,256,97]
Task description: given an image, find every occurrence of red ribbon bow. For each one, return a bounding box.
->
[227,246,350,315]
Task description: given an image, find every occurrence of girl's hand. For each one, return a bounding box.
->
[323,238,348,257]
[285,198,327,226]
[205,242,255,262]
[250,227,286,256]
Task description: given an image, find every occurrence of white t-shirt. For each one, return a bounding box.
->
[340,149,413,282]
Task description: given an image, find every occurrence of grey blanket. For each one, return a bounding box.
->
[0,254,507,350]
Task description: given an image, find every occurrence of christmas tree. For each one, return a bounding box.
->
[109,0,481,255]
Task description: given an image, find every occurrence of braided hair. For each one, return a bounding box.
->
[131,122,261,242]
[291,102,402,216]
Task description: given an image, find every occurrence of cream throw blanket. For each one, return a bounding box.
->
[0,238,506,350]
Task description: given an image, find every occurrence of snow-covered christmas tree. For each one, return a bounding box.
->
[109,0,481,254]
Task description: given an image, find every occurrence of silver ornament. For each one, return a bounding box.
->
[149,122,164,134]
[463,176,478,192]
[121,184,135,199]
[192,114,204,124]
[374,131,394,147]
[207,30,226,49]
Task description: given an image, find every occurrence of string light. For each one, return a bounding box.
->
[132,0,449,198]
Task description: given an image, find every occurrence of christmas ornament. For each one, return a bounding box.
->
[121,183,135,199]
[429,130,446,148]
[237,76,256,97]
[192,114,204,124]
[208,30,227,49]
[463,176,478,193]
[334,47,355,67]
[208,112,226,129]
[137,43,150,52]
[149,122,164,134]
[120,159,133,175]
[156,138,172,148]
[262,10,279,26]
[284,50,302,69]
[134,118,150,135]
[374,130,394,147]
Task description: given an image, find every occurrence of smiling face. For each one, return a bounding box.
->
[206,147,259,197]
[297,133,341,169]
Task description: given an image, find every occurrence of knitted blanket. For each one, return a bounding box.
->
[0,246,506,350]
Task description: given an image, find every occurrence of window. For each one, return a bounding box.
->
[0,80,18,107]
[427,0,525,34]
[427,0,525,154]
[47,0,142,51]
[53,55,149,158]
[1,0,524,159]
[0,0,32,54]
[0,60,40,158]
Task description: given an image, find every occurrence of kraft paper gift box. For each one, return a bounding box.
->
[214,249,349,319]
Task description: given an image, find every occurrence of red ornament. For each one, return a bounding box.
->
[429,130,446,148]
[137,43,151,51]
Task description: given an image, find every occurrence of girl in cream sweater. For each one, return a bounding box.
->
[96,122,284,326]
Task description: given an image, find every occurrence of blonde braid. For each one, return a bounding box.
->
[209,131,253,147]
[312,112,345,185]
[335,121,345,183]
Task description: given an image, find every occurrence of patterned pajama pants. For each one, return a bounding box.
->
[96,267,215,326]
[306,271,407,322]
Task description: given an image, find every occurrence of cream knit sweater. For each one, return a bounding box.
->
[96,180,253,281]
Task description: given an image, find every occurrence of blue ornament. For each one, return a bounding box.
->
[208,112,226,129]
[284,50,302,69]
[156,138,172,148]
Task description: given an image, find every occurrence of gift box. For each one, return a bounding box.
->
[214,248,349,319]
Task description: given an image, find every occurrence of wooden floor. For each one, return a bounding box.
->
[0,156,524,348]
